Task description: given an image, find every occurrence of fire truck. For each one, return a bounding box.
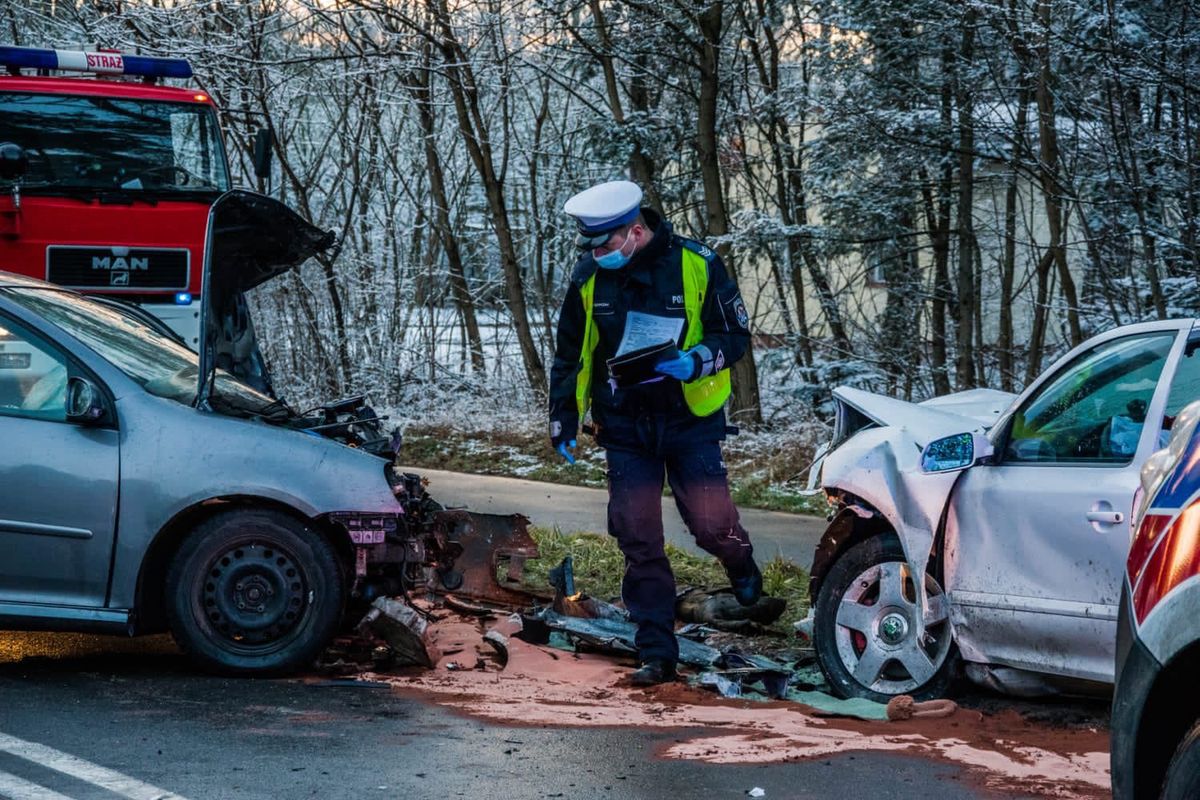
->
[0,45,271,349]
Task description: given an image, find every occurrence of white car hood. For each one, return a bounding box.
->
[835,385,1015,435]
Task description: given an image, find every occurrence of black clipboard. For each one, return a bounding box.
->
[605,340,676,390]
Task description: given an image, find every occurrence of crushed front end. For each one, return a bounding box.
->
[322,466,540,610]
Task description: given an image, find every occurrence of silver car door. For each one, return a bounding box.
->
[0,314,119,608]
[945,326,1188,684]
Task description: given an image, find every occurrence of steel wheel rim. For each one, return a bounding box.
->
[200,540,310,651]
[833,561,953,696]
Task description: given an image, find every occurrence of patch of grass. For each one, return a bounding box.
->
[730,478,830,516]
[522,526,810,633]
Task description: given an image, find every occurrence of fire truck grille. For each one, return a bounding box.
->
[46,247,190,290]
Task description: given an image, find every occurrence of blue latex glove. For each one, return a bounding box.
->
[556,439,576,464]
[655,349,697,382]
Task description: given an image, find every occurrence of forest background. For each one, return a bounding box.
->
[4,0,1198,511]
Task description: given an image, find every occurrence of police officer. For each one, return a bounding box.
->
[548,180,762,686]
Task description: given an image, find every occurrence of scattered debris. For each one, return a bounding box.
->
[523,608,721,668]
[360,597,440,668]
[334,545,1111,800]
[442,595,501,618]
[886,695,958,721]
[548,557,628,621]
[793,611,814,643]
[434,511,540,607]
[482,614,524,666]
[786,691,889,722]
[675,587,786,632]
[695,650,793,699]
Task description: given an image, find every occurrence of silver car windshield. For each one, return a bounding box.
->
[4,288,273,409]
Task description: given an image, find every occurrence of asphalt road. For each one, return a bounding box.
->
[405,467,827,564]
[0,632,1007,800]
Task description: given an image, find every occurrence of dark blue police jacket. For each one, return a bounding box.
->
[547,208,751,452]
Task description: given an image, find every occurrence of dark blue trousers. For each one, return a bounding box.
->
[605,439,753,663]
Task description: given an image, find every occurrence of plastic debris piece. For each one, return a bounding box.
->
[713,650,792,698]
[547,631,576,652]
[793,612,815,642]
[549,557,628,621]
[786,689,890,721]
[790,662,825,689]
[696,671,742,698]
[359,597,440,668]
[676,623,719,639]
[748,789,766,798]
[548,556,576,597]
[532,609,720,667]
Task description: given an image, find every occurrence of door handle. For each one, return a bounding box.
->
[1086,510,1124,525]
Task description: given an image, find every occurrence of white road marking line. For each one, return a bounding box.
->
[0,769,75,800]
[0,733,189,800]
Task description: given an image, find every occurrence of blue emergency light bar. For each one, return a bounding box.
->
[174,292,193,305]
[0,45,192,80]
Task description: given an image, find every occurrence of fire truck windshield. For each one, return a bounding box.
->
[0,92,230,197]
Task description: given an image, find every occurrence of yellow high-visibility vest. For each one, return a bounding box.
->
[575,247,731,419]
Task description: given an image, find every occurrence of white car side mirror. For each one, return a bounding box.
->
[921,431,994,473]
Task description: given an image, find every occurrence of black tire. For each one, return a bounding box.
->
[1162,720,1200,800]
[814,536,957,702]
[165,509,344,676]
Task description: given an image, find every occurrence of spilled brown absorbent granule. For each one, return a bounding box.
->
[362,613,1110,800]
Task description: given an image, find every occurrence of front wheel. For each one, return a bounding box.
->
[814,537,957,702]
[166,509,344,675]
[1162,720,1200,800]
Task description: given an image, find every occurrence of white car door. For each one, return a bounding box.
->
[945,323,1194,684]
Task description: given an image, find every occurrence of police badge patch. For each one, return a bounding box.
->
[734,298,749,330]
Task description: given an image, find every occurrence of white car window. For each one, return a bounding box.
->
[1005,332,1176,464]
[0,315,68,422]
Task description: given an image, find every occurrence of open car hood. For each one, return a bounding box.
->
[197,190,334,404]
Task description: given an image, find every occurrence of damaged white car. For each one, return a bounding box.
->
[809,320,1200,701]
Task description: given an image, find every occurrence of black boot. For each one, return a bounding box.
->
[727,558,763,607]
[630,659,677,686]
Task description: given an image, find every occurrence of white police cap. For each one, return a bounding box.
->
[563,180,644,248]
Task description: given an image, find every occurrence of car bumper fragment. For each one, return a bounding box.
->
[321,509,540,609]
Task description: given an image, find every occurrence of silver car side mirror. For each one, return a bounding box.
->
[921,431,993,473]
[66,376,108,425]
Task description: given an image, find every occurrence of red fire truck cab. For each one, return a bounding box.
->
[0,46,267,348]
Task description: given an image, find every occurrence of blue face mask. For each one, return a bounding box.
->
[593,230,635,270]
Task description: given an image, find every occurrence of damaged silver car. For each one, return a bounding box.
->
[809,321,1200,701]
[0,191,535,674]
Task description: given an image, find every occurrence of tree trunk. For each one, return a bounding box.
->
[954,7,978,389]
[694,1,761,423]
[428,0,547,394]
[408,53,485,373]
[1034,0,1082,347]
[998,81,1032,392]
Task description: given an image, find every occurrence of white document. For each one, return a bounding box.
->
[615,311,685,356]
